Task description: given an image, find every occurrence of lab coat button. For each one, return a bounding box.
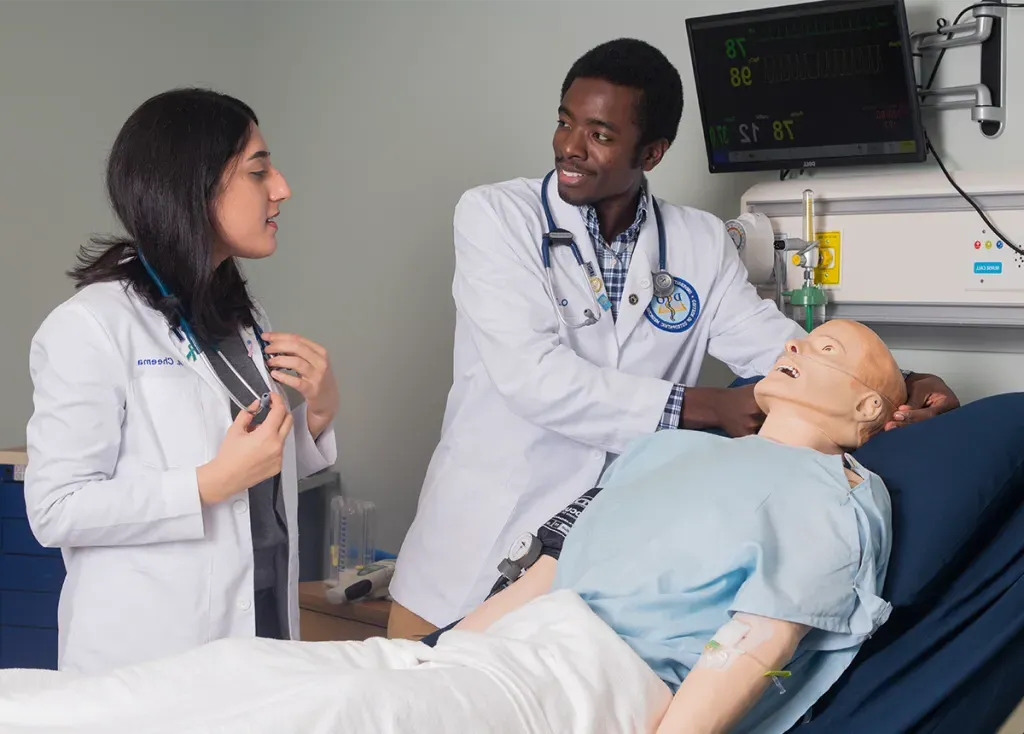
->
[628,294,639,305]
[239,599,252,611]
[592,450,602,459]
[640,278,651,288]
[233,500,247,514]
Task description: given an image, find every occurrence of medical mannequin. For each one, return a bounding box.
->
[459,319,906,733]
[655,319,905,733]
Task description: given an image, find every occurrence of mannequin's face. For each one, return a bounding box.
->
[754,320,906,446]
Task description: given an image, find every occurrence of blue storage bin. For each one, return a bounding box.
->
[2,518,60,557]
[0,476,27,519]
[0,555,65,594]
[0,455,63,670]
[0,591,59,629]
[0,626,58,670]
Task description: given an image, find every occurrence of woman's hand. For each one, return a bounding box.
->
[197,393,292,505]
[261,331,339,439]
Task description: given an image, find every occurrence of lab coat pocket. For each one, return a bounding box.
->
[130,374,210,470]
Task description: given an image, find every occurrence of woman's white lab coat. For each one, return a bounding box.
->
[390,175,805,627]
[24,281,337,674]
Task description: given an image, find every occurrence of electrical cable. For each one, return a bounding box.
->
[919,1,1024,256]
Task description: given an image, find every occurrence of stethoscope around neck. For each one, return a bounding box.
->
[136,252,272,417]
[540,169,675,329]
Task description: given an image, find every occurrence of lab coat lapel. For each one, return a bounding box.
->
[167,325,229,404]
[544,177,618,359]
[240,324,277,396]
[614,188,658,346]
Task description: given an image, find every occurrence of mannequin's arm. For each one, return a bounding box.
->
[656,614,809,734]
[454,556,558,634]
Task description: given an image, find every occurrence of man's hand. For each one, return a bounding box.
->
[681,385,764,437]
[884,372,960,431]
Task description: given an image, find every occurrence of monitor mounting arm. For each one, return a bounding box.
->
[910,1,1008,139]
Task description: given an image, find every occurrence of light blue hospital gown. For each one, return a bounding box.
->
[551,430,893,734]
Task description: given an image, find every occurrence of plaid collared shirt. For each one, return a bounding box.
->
[577,183,685,432]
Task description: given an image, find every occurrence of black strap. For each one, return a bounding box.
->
[484,487,604,600]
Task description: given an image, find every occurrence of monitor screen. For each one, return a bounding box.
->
[685,0,926,173]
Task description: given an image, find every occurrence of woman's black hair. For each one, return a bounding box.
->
[70,87,260,346]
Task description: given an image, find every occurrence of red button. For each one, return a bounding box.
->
[975,241,982,249]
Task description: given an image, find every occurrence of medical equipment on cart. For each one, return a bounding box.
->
[328,496,376,579]
[726,170,1024,331]
[325,559,395,604]
[540,169,675,328]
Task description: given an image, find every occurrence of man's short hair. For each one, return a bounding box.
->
[561,38,684,147]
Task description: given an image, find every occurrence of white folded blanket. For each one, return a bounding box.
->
[0,590,671,734]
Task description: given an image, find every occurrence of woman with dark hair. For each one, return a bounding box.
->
[23,88,339,674]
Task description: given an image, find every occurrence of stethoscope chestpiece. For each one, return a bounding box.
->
[652,270,675,299]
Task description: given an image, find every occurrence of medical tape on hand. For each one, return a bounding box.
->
[695,614,791,692]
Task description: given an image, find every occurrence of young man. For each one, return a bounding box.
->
[388,38,959,638]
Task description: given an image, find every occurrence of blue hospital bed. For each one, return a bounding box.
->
[422,386,1024,733]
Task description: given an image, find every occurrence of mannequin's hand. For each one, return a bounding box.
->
[884,373,960,431]
[682,385,765,437]
[262,332,339,439]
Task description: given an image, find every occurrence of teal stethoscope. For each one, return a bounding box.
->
[138,252,272,417]
[540,169,675,329]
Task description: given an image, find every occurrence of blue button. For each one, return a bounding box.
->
[997,240,1004,249]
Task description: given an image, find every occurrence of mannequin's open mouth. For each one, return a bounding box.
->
[776,364,800,379]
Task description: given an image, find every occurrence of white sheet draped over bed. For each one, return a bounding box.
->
[0,589,672,734]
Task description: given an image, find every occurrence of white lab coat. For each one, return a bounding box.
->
[24,280,337,674]
[390,175,805,627]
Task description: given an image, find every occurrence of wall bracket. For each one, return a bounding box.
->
[910,1,1008,139]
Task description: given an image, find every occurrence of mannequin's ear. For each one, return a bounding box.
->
[854,390,886,423]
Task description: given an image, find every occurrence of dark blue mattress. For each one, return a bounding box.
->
[791,493,1024,734]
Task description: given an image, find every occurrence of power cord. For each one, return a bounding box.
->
[924,131,1023,256]
[919,1,1024,256]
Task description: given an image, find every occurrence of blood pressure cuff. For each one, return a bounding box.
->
[484,487,604,600]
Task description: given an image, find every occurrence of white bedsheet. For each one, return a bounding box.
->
[0,589,672,734]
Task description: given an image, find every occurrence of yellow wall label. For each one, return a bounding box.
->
[814,231,841,286]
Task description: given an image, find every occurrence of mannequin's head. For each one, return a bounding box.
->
[754,320,907,450]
